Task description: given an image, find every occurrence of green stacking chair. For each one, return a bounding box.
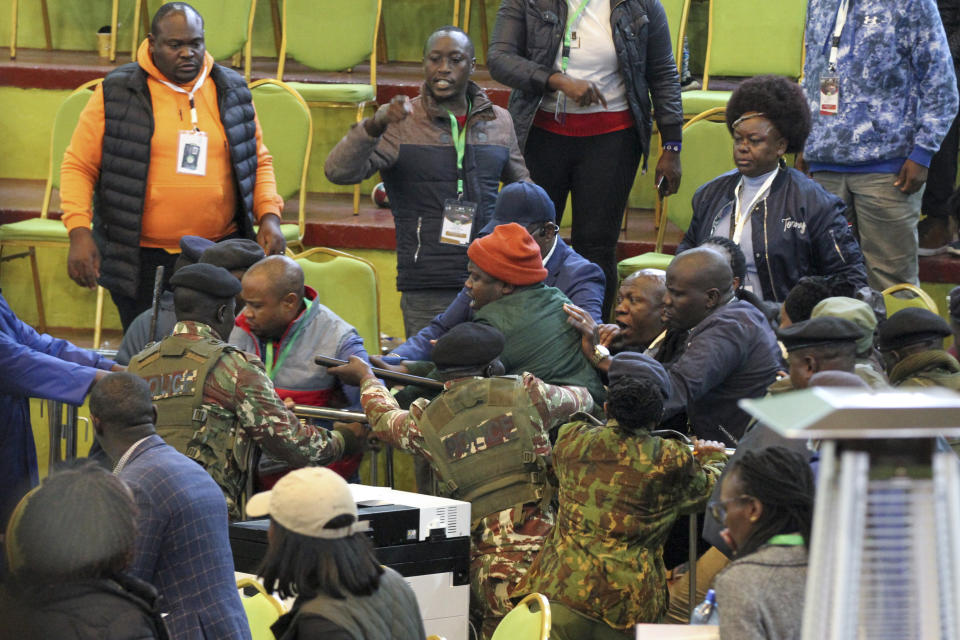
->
[237,577,285,640]
[277,0,382,215]
[882,284,940,317]
[618,107,734,282]
[130,0,258,81]
[0,80,108,345]
[491,593,551,640]
[681,0,807,115]
[293,247,381,355]
[250,78,312,251]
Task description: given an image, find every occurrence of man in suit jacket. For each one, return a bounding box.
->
[90,372,251,640]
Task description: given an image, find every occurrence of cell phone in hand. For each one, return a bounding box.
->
[657,175,669,198]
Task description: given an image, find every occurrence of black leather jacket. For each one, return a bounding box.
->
[488,0,683,167]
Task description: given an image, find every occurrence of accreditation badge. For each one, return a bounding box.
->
[819,75,840,116]
[176,130,208,176]
[439,199,477,246]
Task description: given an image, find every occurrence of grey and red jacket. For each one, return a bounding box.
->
[324,82,529,291]
[487,0,683,165]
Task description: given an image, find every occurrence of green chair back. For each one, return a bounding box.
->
[666,108,734,234]
[281,0,379,73]
[705,0,806,81]
[491,593,550,640]
[48,82,102,213]
[883,284,940,317]
[294,248,381,355]
[189,0,256,61]
[250,79,311,202]
[237,578,285,640]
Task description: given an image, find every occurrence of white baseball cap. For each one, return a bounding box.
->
[245,467,361,539]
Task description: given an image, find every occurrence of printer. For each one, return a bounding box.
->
[231,484,472,640]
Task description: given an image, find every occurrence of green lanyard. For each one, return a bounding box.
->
[445,102,470,198]
[561,0,591,73]
[767,533,804,546]
[264,298,312,380]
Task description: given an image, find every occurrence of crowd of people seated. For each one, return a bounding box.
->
[3,1,960,639]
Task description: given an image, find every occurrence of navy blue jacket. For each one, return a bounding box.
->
[679,168,868,302]
[0,291,114,528]
[662,300,781,445]
[389,237,605,360]
[120,435,251,640]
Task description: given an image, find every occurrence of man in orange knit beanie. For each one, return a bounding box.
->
[465,223,605,404]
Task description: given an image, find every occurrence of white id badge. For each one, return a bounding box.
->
[176,130,208,176]
[570,31,581,49]
[439,199,476,246]
[819,75,839,116]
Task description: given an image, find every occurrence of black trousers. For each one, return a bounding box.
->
[524,125,643,318]
[922,72,960,220]
[110,247,179,331]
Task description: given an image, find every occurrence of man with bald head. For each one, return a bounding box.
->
[230,255,371,482]
[326,25,529,336]
[658,248,780,444]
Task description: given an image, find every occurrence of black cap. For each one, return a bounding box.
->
[777,316,863,352]
[431,323,506,369]
[170,263,241,299]
[179,235,216,263]
[877,307,951,350]
[606,352,672,399]
[479,182,556,236]
[200,239,265,271]
[949,285,960,322]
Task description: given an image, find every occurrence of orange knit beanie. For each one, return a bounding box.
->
[467,222,547,285]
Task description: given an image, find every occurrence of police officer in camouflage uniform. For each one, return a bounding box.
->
[878,307,960,390]
[128,263,365,519]
[515,353,726,639]
[328,322,593,639]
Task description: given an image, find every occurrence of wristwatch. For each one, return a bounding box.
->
[591,344,610,366]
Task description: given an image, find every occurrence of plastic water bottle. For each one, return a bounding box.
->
[690,588,719,625]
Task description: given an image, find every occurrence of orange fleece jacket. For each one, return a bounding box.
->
[60,40,283,249]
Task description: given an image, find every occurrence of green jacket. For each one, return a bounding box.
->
[474,284,605,403]
[890,350,960,389]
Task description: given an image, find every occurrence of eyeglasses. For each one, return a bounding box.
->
[707,494,754,522]
[525,222,559,237]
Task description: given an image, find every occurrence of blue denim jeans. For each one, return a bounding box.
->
[812,171,924,289]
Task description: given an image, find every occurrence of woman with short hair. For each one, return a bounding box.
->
[679,74,868,302]
[711,446,815,640]
[249,467,425,640]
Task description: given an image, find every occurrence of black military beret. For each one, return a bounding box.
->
[877,307,951,351]
[170,263,241,298]
[179,235,216,264]
[607,352,672,399]
[777,316,863,353]
[199,239,265,271]
[431,323,506,369]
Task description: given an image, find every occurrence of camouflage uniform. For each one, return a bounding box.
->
[132,321,345,519]
[889,350,960,390]
[515,418,726,632]
[359,373,592,639]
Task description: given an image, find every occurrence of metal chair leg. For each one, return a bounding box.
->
[27,247,47,334]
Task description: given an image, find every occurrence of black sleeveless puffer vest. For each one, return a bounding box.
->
[95,62,258,298]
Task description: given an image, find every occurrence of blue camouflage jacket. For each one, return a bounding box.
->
[802,0,959,169]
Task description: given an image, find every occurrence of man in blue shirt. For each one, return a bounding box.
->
[0,291,118,532]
